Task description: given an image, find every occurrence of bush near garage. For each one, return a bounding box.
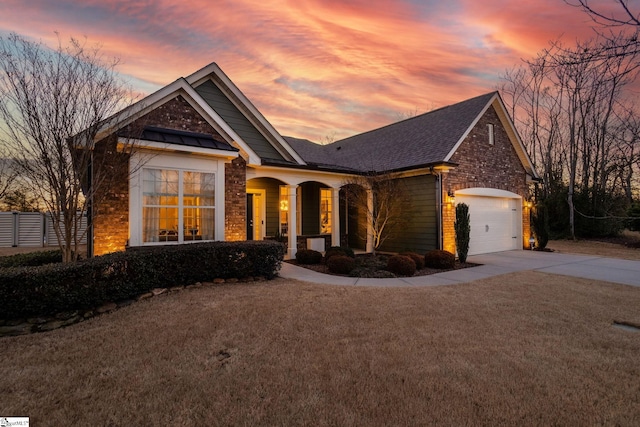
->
[0,241,285,320]
[386,255,417,277]
[424,250,456,269]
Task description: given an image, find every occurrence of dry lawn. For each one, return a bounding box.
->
[2,271,640,426]
[547,230,640,261]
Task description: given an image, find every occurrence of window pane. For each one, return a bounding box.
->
[320,188,332,234]
[183,208,214,241]
[279,186,289,235]
[144,207,178,242]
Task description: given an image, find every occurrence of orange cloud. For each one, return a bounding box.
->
[0,0,608,141]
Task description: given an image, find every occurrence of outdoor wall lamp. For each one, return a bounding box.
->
[447,190,455,204]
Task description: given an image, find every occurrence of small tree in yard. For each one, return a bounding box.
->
[531,202,550,250]
[342,172,411,255]
[0,33,137,262]
[454,203,470,263]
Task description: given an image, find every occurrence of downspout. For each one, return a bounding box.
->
[434,169,443,250]
[87,151,94,258]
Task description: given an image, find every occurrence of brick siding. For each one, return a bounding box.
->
[225,157,247,241]
[442,105,531,253]
[91,136,130,256]
[92,96,234,255]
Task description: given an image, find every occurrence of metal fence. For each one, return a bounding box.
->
[0,212,87,248]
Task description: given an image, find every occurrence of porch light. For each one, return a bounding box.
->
[280,200,288,211]
[447,190,455,205]
[529,236,535,250]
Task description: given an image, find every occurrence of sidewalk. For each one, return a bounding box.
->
[279,250,640,287]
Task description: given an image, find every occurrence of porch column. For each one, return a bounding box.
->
[287,184,298,259]
[366,188,374,253]
[331,187,340,247]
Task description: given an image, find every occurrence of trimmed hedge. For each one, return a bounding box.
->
[424,250,456,269]
[295,249,323,265]
[387,255,416,277]
[0,241,285,320]
[399,252,425,270]
[325,246,355,263]
[0,250,64,268]
[326,255,355,274]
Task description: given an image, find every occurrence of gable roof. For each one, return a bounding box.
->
[287,92,538,178]
[92,63,305,166]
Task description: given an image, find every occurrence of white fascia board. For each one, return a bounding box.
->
[443,93,496,163]
[94,78,189,141]
[186,63,307,165]
[492,95,540,180]
[118,137,239,159]
[94,76,261,165]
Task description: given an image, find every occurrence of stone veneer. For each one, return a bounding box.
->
[442,105,532,254]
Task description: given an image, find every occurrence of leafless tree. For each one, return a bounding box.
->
[0,146,16,202]
[500,33,640,238]
[342,172,411,254]
[0,33,136,262]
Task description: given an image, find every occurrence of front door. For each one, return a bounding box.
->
[246,190,265,241]
[246,194,254,240]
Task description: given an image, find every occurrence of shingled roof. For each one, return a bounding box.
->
[286,91,498,173]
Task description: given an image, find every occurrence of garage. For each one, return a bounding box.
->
[455,188,522,256]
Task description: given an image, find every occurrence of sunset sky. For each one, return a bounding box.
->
[0,0,617,141]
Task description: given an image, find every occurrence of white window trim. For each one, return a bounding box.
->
[488,123,495,145]
[129,152,225,247]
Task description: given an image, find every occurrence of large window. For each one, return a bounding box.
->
[320,188,332,234]
[143,168,215,243]
[279,186,289,236]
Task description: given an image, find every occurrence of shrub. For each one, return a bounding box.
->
[0,241,285,320]
[399,252,424,270]
[386,255,416,276]
[532,202,550,249]
[0,250,64,268]
[424,250,455,269]
[325,246,355,263]
[455,203,470,263]
[295,249,323,265]
[326,255,355,274]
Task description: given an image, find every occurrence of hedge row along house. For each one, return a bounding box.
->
[86,62,539,259]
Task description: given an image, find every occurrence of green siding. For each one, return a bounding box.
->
[247,179,280,237]
[195,80,285,161]
[301,182,323,235]
[379,175,438,254]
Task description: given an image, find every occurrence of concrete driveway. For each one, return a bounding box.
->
[279,250,640,287]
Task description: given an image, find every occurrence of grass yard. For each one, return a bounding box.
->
[2,270,639,426]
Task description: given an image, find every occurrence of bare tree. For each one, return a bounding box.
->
[0,33,135,262]
[500,32,640,238]
[342,172,411,254]
[0,146,16,202]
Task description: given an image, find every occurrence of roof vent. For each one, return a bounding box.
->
[336,146,341,151]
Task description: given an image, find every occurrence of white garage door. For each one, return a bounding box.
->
[456,189,522,256]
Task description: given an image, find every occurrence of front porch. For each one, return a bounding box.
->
[245,171,373,259]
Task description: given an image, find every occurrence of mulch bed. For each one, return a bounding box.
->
[285,255,479,278]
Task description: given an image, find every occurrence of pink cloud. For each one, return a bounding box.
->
[0,0,610,141]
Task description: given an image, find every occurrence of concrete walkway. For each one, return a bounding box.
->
[279,250,640,288]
